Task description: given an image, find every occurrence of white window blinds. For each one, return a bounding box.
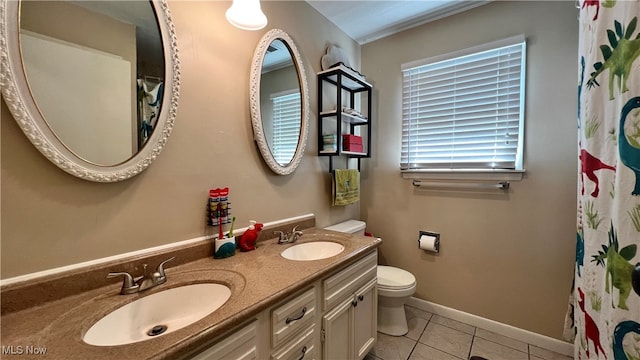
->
[401,36,526,171]
[271,91,301,164]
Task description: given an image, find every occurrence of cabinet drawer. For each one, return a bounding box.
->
[190,320,257,360]
[272,324,316,360]
[272,286,316,348]
[323,250,377,310]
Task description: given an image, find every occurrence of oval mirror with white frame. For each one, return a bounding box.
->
[0,0,180,182]
[250,29,309,175]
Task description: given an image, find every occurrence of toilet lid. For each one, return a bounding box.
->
[377,266,416,289]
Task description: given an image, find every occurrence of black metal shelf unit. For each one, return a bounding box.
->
[317,65,372,173]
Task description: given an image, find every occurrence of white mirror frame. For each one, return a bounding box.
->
[250,29,309,176]
[0,0,180,182]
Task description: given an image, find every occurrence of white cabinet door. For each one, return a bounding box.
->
[322,297,353,360]
[353,279,377,360]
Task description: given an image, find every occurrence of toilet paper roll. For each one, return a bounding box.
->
[419,234,439,253]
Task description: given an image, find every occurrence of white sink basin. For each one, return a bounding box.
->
[83,283,231,346]
[281,241,345,261]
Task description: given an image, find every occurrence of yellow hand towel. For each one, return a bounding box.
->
[332,169,360,206]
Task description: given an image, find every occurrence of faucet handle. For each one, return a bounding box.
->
[156,256,175,278]
[291,226,303,242]
[106,272,139,294]
[273,230,287,242]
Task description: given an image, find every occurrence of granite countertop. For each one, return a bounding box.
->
[0,228,381,359]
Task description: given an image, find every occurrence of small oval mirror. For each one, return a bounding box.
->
[250,29,309,175]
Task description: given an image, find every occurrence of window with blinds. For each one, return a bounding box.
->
[401,36,526,171]
[271,91,301,164]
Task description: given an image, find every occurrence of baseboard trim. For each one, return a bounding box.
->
[406,297,573,356]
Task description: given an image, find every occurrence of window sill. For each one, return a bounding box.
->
[401,169,525,181]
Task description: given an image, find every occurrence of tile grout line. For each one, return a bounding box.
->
[404,338,418,360]
[415,312,476,360]
[404,314,430,360]
[467,327,478,359]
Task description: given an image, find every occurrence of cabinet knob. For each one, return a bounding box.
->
[358,295,364,302]
[352,299,358,307]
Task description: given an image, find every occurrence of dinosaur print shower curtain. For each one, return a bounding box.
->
[573,1,640,359]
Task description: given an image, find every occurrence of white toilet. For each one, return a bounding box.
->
[324,220,417,336]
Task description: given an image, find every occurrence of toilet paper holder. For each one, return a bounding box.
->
[419,231,440,253]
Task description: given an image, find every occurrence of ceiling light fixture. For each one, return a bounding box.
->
[226,0,267,31]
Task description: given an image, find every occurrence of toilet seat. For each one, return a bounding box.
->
[377,266,416,290]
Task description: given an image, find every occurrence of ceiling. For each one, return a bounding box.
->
[305,0,491,45]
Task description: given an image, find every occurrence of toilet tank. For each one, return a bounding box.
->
[324,220,366,235]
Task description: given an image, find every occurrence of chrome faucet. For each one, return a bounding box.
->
[107,257,175,295]
[274,226,304,244]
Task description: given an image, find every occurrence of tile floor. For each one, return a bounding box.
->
[366,306,573,360]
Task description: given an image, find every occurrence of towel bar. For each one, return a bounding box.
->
[411,180,510,190]
[329,156,360,173]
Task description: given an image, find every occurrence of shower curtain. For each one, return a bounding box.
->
[137,78,164,147]
[572,1,640,359]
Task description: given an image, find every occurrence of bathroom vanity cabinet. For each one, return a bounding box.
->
[188,250,377,360]
[0,222,382,360]
[317,65,372,172]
